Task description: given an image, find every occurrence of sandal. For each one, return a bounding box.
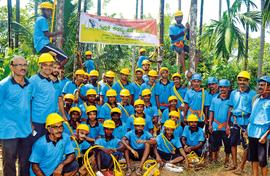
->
[225,165,237,171]
[233,168,243,175]
[126,167,133,176]
[135,167,143,176]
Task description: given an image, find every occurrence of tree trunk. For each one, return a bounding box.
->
[244,2,250,70]
[34,0,38,18]
[178,0,182,10]
[7,0,13,48]
[15,0,20,48]
[158,0,165,70]
[140,0,144,19]
[189,0,198,73]
[258,0,265,77]
[136,0,139,19]
[97,0,101,16]
[199,0,204,36]
[219,0,222,20]
[55,0,65,49]
[74,0,82,71]
[83,0,87,12]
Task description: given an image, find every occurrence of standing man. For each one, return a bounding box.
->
[100,71,115,104]
[30,53,58,141]
[34,2,68,65]
[227,71,256,173]
[169,11,187,72]
[0,56,32,176]
[132,68,145,101]
[247,76,270,176]
[83,50,95,73]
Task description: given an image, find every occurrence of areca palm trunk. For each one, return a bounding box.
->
[189,0,198,73]
[74,0,82,71]
[258,0,265,77]
[56,0,65,49]
[219,0,222,20]
[199,0,204,36]
[178,0,181,10]
[140,0,144,19]
[158,0,165,70]
[136,0,139,19]
[7,0,13,48]
[83,0,87,12]
[244,2,250,70]
[97,0,101,16]
[15,0,20,48]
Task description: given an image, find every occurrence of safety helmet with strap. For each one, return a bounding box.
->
[45,113,64,128]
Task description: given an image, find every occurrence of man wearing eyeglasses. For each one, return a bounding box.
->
[0,56,32,176]
[29,53,58,143]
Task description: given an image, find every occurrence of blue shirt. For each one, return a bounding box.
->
[62,81,78,95]
[34,16,50,52]
[80,84,95,97]
[156,133,182,153]
[144,104,159,118]
[142,75,149,82]
[184,88,209,121]
[0,77,32,139]
[59,77,70,92]
[95,136,121,149]
[161,125,183,138]
[112,81,134,102]
[84,120,103,139]
[30,74,57,123]
[99,103,117,120]
[182,126,205,146]
[140,82,158,106]
[170,86,187,108]
[137,56,148,68]
[100,84,113,103]
[84,59,95,73]
[169,24,185,43]
[79,103,100,120]
[228,89,256,125]
[156,80,174,110]
[124,130,153,150]
[209,94,230,131]
[100,122,128,140]
[127,115,154,132]
[71,139,91,157]
[29,133,74,176]
[131,81,145,101]
[117,103,135,124]
[247,96,270,139]
[161,108,180,124]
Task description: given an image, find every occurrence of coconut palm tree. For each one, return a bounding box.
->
[258,0,266,77]
[202,0,260,61]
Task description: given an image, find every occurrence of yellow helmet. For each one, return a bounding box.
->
[120,68,130,75]
[164,119,176,129]
[134,117,146,126]
[75,69,86,76]
[105,71,116,78]
[38,53,55,64]
[168,96,178,102]
[86,105,97,114]
[120,89,130,96]
[135,68,144,73]
[45,113,64,128]
[89,70,99,77]
[134,99,145,106]
[106,89,117,97]
[103,119,116,129]
[77,124,90,133]
[159,67,169,74]
[139,48,146,53]
[187,114,199,122]
[63,94,75,101]
[142,60,150,65]
[111,107,122,114]
[237,71,250,80]
[86,89,97,96]
[85,51,92,56]
[172,73,181,79]
[169,111,180,117]
[69,107,82,115]
[148,70,158,77]
[39,2,53,9]
[142,89,151,96]
[174,10,183,17]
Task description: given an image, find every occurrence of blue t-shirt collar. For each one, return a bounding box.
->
[46,133,63,146]
[38,73,51,82]
[189,126,199,133]
[10,76,29,88]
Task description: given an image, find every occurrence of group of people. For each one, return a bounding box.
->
[1,50,270,176]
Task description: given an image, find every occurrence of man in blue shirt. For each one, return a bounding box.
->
[183,73,209,128]
[122,117,156,176]
[109,107,128,139]
[0,56,32,176]
[99,89,118,121]
[156,67,174,111]
[137,48,148,68]
[206,77,219,105]
[95,120,125,172]
[181,114,205,156]
[170,73,187,109]
[29,53,58,142]
[59,66,70,91]
[169,10,187,72]
[209,79,231,166]
[140,70,158,106]
[34,2,68,65]
[132,68,145,101]
[29,113,78,176]
[227,71,256,173]
[83,51,95,73]
[142,60,151,82]
[117,89,135,124]
[79,89,99,120]
[80,70,100,103]
[247,76,270,176]
[112,68,134,103]
[100,71,115,104]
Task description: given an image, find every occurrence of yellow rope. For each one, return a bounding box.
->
[143,159,160,176]
[50,0,57,42]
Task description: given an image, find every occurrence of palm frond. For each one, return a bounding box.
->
[263,0,270,26]
[236,11,261,31]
